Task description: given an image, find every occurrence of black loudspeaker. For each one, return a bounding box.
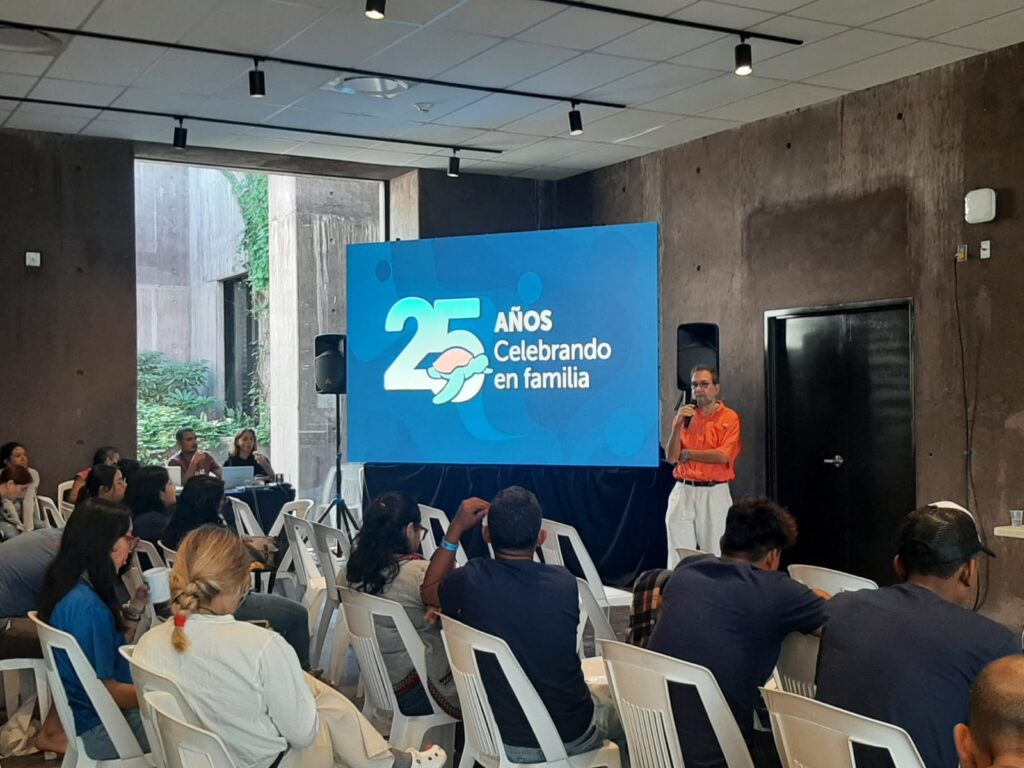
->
[314,334,347,395]
[676,323,720,391]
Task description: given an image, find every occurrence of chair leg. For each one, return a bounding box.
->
[457,746,476,768]
[311,599,335,668]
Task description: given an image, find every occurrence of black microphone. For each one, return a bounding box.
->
[683,398,696,430]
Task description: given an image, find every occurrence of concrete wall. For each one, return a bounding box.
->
[0,130,136,492]
[554,43,1024,625]
[269,175,381,499]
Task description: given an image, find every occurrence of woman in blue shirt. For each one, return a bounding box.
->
[37,497,151,759]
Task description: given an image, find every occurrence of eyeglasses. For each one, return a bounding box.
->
[114,533,139,552]
[690,381,715,389]
[416,525,429,537]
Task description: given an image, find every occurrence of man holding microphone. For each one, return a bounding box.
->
[665,364,742,566]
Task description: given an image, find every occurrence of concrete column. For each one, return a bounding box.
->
[269,175,381,499]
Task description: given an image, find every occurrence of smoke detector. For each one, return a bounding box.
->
[0,26,64,54]
[321,75,409,99]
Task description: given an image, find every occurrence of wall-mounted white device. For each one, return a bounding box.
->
[965,188,996,224]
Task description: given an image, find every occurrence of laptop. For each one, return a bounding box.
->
[166,465,182,487]
[222,466,255,488]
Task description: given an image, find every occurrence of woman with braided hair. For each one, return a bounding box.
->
[134,525,446,768]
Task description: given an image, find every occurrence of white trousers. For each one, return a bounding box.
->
[665,482,733,567]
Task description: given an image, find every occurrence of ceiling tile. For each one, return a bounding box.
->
[437,0,562,37]
[360,28,501,78]
[713,0,808,12]
[865,0,1024,39]
[263,106,414,139]
[29,78,125,106]
[366,0,465,25]
[461,157,536,174]
[516,9,647,51]
[0,52,55,78]
[12,100,103,120]
[285,142,363,160]
[671,35,795,71]
[198,96,290,123]
[703,81,845,121]
[250,125,379,147]
[640,73,786,115]
[219,134,306,154]
[214,64,337,106]
[588,0,700,13]
[512,166,581,180]
[567,108,675,143]
[112,87,209,115]
[394,122,487,146]
[459,130,543,151]
[621,114,739,147]
[175,121,241,147]
[46,38,165,86]
[4,111,90,134]
[584,63,720,105]
[496,136,594,165]
[933,8,1024,50]
[0,73,40,99]
[549,142,651,168]
[179,0,328,54]
[748,15,849,43]
[673,1,776,28]
[293,82,483,122]
[403,155,453,170]
[499,101,620,136]
[791,0,930,27]
[806,41,979,90]
[133,51,250,96]
[433,93,553,130]
[515,52,651,95]
[0,0,101,26]
[272,12,417,65]
[754,29,914,81]
[596,25,723,61]
[439,40,579,88]
[79,114,167,141]
[84,0,217,41]
[346,147,431,166]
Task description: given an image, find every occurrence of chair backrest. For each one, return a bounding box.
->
[159,542,177,567]
[321,464,366,524]
[282,512,323,593]
[268,498,313,537]
[761,687,926,768]
[576,578,615,658]
[228,497,264,538]
[787,565,878,596]
[599,639,754,768]
[775,632,820,698]
[419,504,468,565]
[675,547,703,561]
[56,480,75,518]
[540,519,611,610]
[146,690,236,768]
[339,586,443,722]
[309,519,351,600]
[122,562,158,633]
[20,486,40,531]
[29,611,148,760]
[37,495,65,528]
[134,539,166,571]
[441,615,571,764]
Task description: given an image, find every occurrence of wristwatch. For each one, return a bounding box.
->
[682,450,691,462]
[122,605,143,622]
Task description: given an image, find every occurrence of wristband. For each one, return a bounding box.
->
[682,450,690,462]
[440,539,459,553]
[122,605,142,622]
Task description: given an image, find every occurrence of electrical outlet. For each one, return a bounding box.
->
[25,251,41,268]
[956,244,968,263]
[980,240,991,260]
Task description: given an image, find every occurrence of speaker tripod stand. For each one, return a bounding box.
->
[315,392,360,543]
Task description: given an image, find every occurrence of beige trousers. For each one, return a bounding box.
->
[281,677,395,768]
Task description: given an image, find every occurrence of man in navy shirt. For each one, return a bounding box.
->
[649,496,826,768]
[422,487,607,763]
[816,505,1019,768]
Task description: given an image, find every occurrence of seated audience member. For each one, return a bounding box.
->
[224,428,274,478]
[160,474,314,668]
[77,463,127,505]
[422,486,616,763]
[134,525,445,768]
[0,464,33,540]
[1,441,40,487]
[648,497,825,768]
[816,505,1019,768]
[345,492,460,718]
[124,466,176,545]
[168,427,222,482]
[955,656,1024,768]
[38,498,151,759]
[117,457,140,485]
[70,446,120,503]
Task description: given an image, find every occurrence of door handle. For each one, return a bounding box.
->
[823,454,845,468]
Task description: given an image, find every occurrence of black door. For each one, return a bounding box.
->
[766,301,914,585]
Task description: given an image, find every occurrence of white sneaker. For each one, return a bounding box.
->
[406,745,447,766]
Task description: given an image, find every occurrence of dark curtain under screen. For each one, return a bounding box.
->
[365,462,677,587]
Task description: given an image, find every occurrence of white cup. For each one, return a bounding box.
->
[143,566,172,605]
[1011,509,1023,527]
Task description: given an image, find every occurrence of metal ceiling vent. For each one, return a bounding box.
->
[0,25,64,54]
[321,75,409,99]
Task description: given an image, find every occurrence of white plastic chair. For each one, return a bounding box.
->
[598,639,753,768]
[37,495,65,528]
[272,500,315,599]
[20,486,40,531]
[158,542,177,567]
[228,497,263,538]
[145,690,236,768]
[308,519,352,673]
[339,587,457,752]
[418,504,469,565]
[441,615,620,768]
[29,611,152,768]
[133,541,165,572]
[1,656,52,756]
[576,579,615,659]
[787,565,878,596]
[281,513,328,656]
[675,547,703,562]
[539,519,631,614]
[774,632,820,698]
[761,686,926,768]
[122,563,158,636]
[320,463,366,527]
[57,480,75,519]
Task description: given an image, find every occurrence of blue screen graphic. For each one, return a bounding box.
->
[347,223,659,467]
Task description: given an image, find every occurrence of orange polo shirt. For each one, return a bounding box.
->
[673,401,742,483]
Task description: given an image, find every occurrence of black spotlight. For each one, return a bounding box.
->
[447,150,460,178]
[735,38,753,76]
[365,0,386,20]
[568,101,583,136]
[249,60,266,98]
[172,118,187,150]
